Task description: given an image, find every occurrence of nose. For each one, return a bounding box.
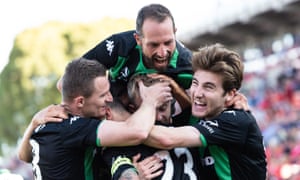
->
[157,45,168,58]
[156,113,162,121]
[156,113,167,123]
[191,86,204,98]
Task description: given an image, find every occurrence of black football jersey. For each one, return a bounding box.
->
[193,109,267,180]
[30,115,102,180]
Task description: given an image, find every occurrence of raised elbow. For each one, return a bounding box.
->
[135,129,149,142]
[158,138,176,150]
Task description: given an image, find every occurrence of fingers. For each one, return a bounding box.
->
[235,93,250,111]
[132,153,141,164]
[145,169,163,179]
[32,104,68,127]
[147,74,178,90]
[147,73,167,79]
[50,104,69,119]
[229,92,250,111]
[135,155,163,180]
[139,155,161,165]
[147,74,171,82]
[138,81,172,106]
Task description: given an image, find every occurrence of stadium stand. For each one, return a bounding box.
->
[179,0,300,179]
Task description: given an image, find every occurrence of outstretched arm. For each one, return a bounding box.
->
[144,125,202,150]
[99,81,173,147]
[18,104,67,162]
[18,121,37,162]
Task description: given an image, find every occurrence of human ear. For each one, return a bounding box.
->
[74,96,84,108]
[225,89,236,107]
[105,108,113,120]
[134,32,142,46]
[127,103,137,114]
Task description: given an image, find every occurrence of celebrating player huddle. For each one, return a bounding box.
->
[18,3,267,180]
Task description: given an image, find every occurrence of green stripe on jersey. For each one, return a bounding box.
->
[209,146,232,180]
[84,147,95,180]
[110,56,128,80]
[177,73,192,89]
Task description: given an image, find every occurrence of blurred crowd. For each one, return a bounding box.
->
[0,155,32,180]
[241,40,300,179]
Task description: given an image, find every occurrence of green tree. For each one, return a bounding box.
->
[0,17,134,155]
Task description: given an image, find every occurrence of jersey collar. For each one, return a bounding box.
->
[135,45,179,73]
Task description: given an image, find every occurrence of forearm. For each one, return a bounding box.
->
[111,156,139,180]
[145,125,202,149]
[99,101,156,147]
[144,126,175,150]
[173,87,191,110]
[127,100,157,138]
[118,168,139,180]
[18,122,35,162]
[130,80,171,135]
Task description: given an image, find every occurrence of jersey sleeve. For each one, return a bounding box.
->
[61,117,102,147]
[103,145,158,179]
[82,34,120,68]
[193,110,250,147]
[111,156,137,180]
[103,147,138,180]
[82,30,137,69]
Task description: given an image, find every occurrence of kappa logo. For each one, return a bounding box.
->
[224,110,236,116]
[70,116,80,125]
[105,40,114,56]
[206,120,219,127]
[119,67,129,81]
[34,124,46,133]
[199,120,215,133]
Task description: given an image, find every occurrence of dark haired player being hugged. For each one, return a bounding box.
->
[103,73,200,180]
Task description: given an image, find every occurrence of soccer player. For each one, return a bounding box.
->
[103,73,200,180]
[144,44,267,180]
[56,3,193,107]
[17,58,172,179]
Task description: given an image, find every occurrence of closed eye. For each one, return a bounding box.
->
[204,83,216,91]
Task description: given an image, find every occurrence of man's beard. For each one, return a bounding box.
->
[143,53,171,72]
